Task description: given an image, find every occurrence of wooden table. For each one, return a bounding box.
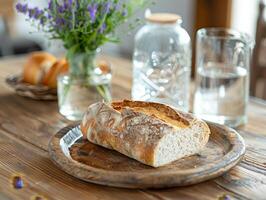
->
[0,55,266,200]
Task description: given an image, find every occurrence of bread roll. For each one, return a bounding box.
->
[98,60,111,74]
[23,52,57,85]
[81,100,210,167]
[42,59,69,88]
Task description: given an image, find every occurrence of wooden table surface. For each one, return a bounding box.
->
[0,55,266,200]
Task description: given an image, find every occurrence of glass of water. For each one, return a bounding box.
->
[193,28,254,127]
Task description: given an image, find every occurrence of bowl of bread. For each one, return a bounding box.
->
[6,52,68,100]
[49,100,245,189]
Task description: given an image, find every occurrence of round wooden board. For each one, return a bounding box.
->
[48,123,245,189]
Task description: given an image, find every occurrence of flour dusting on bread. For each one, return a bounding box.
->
[81,100,211,167]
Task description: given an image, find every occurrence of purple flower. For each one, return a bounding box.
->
[64,0,73,10]
[55,17,66,27]
[63,2,69,10]
[47,14,52,19]
[58,5,65,13]
[48,0,53,10]
[40,17,46,25]
[28,8,35,18]
[103,2,111,14]
[122,9,128,17]
[114,2,121,11]
[16,3,28,14]
[12,176,23,189]
[99,23,106,33]
[87,4,98,23]
[33,7,43,19]
[21,4,28,13]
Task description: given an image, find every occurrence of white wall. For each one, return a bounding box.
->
[14,0,45,40]
[14,0,65,55]
[104,0,196,57]
[231,0,260,39]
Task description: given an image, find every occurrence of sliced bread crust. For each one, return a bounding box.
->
[81,100,210,167]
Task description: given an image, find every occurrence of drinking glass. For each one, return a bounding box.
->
[193,28,254,127]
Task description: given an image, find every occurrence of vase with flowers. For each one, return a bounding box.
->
[16,0,149,120]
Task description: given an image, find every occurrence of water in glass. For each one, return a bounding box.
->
[193,62,248,127]
[58,73,111,121]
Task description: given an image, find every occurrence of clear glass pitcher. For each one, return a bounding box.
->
[193,28,254,127]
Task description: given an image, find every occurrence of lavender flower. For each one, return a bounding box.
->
[28,8,34,18]
[64,0,73,10]
[58,5,65,13]
[55,17,66,26]
[103,2,111,15]
[99,23,106,33]
[40,17,46,25]
[16,3,28,14]
[33,8,43,19]
[114,2,121,11]
[48,0,53,10]
[47,14,52,19]
[15,0,146,56]
[88,4,98,23]
[122,9,128,17]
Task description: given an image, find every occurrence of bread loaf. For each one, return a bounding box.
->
[42,59,69,88]
[23,52,57,85]
[80,100,210,167]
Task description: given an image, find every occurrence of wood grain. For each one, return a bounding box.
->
[0,55,266,199]
[48,123,245,189]
[0,129,158,200]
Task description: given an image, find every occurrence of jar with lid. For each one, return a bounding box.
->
[132,13,191,111]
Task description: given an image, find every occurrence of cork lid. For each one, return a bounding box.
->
[146,13,181,24]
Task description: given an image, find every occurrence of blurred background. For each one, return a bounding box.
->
[0,0,266,99]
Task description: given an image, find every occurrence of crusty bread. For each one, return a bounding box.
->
[80,100,210,167]
[42,59,69,88]
[23,52,57,85]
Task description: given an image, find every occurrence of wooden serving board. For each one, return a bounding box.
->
[48,123,245,189]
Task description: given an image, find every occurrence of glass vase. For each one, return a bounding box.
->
[57,50,112,121]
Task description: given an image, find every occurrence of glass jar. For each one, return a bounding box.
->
[57,50,112,121]
[132,13,191,111]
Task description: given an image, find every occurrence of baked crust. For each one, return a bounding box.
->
[42,59,68,88]
[81,100,210,167]
[23,52,57,85]
[112,100,192,128]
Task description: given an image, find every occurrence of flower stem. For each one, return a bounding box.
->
[61,50,112,105]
